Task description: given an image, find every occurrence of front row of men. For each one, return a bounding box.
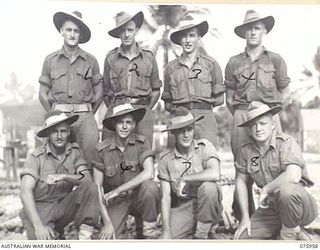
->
[20,101,317,240]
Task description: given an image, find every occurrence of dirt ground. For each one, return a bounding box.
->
[0,152,319,241]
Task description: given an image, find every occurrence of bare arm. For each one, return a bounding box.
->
[234,171,251,239]
[149,89,160,110]
[226,89,235,115]
[92,81,104,114]
[39,85,52,112]
[182,158,220,183]
[160,180,172,239]
[93,168,115,239]
[20,175,55,240]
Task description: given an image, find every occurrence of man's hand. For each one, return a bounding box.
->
[258,187,269,209]
[104,189,120,205]
[161,230,172,239]
[234,217,251,240]
[34,224,56,240]
[45,174,66,185]
[99,223,116,240]
[176,179,187,198]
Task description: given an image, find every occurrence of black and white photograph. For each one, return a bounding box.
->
[0,0,319,246]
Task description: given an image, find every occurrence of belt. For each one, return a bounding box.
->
[53,103,92,113]
[174,102,212,110]
[234,103,281,110]
[114,96,150,105]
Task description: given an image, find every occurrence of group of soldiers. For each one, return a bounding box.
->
[19,8,318,240]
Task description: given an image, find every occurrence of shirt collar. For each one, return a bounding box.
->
[247,129,277,152]
[45,142,72,158]
[117,43,143,59]
[108,133,138,150]
[242,46,268,59]
[172,140,198,160]
[178,50,201,67]
[58,46,87,61]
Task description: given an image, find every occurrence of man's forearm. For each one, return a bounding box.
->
[235,177,250,220]
[182,168,220,183]
[149,90,160,109]
[161,195,171,233]
[20,191,43,228]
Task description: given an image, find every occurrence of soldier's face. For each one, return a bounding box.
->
[249,114,274,143]
[48,122,70,150]
[114,114,136,139]
[60,20,81,47]
[244,21,266,47]
[180,28,200,54]
[119,21,138,47]
[174,125,194,149]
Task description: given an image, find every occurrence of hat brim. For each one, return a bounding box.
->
[53,12,91,43]
[234,16,275,39]
[170,21,208,45]
[37,114,79,138]
[108,11,144,38]
[162,115,204,132]
[238,106,282,127]
[103,106,146,131]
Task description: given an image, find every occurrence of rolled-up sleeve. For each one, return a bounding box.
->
[157,158,170,182]
[211,61,225,95]
[138,139,155,165]
[234,147,248,174]
[74,149,87,170]
[91,59,103,86]
[274,55,290,90]
[280,137,305,172]
[92,150,105,172]
[39,57,51,87]
[201,141,220,169]
[224,61,236,90]
[20,154,40,181]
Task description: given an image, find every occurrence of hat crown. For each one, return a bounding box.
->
[114,12,134,27]
[44,111,70,127]
[243,10,263,24]
[170,112,195,127]
[112,103,135,115]
[72,11,82,19]
[247,101,272,120]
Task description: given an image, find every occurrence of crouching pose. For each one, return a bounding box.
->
[158,109,223,239]
[93,103,161,239]
[234,101,318,240]
[20,110,99,240]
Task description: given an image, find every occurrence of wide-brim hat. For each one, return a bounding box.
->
[170,20,208,45]
[108,11,144,38]
[37,110,79,138]
[234,10,275,39]
[103,103,146,131]
[238,101,282,127]
[162,111,204,132]
[53,11,91,43]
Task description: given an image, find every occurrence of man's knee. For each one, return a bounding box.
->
[78,180,99,196]
[278,183,301,204]
[139,180,160,198]
[198,182,221,201]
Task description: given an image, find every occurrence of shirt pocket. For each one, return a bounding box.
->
[76,66,93,96]
[246,159,260,176]
[104,164,117,177]
[169,74,188,102]
[50,68,68,94]
[195,68,213,98]
[233,65,251,89]
[110,69,126,93]
[134,62,152,91]
[257,64,276,97]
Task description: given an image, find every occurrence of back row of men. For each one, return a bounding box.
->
[19,9,317,240]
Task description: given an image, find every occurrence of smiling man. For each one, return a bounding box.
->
[158,109,223,239]
[38,11,103,170]
[162,20,225,147]
[19,110,99,240]
[233,101,317,240]
[93,103,160,239]
[102,11,162,144]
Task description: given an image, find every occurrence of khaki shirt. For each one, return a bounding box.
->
[103,44,162,102]
[94,133,154,188]
[20,142,87,202]
[39,47,102,104]
[235,132,313,188]
[225,47,290,107]
[161,53,225,106]
[158,139,220,196]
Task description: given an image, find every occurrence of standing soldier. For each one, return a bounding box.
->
[103,11,162,144]
[162,20,225,147]
[224,10,291,219]
[39,11,103,168]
